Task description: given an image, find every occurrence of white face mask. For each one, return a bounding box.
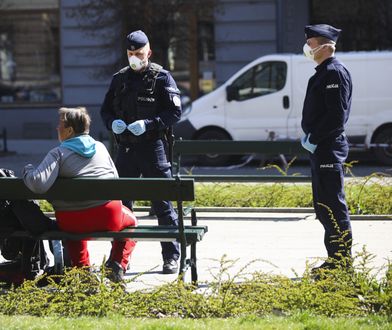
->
[303,43,323,60]
[128,55,146,71]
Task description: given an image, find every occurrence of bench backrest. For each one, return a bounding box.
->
[180,175,311,182]
[0,177,195,201]
[173,140,306,156]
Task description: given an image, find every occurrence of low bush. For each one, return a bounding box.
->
[0,252,391,319]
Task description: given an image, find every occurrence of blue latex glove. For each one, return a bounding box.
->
[127,120,146,136]
[111,119,127,134]
[301,134,317,154]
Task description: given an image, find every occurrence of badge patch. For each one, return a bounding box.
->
[320,163,335,169]
[138,96,155,102]
[173,95,181,107]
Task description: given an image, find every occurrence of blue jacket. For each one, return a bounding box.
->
[100,62,182,143]
[301,57,352,144]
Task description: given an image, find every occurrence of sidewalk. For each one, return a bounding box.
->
[1,210,391,291]
[87,211,392,291]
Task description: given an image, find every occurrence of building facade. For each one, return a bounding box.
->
[0,0,308,142]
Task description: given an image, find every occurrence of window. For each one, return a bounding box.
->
[0,0,60,104]
[231,61,287,101]
[198,21,215,62]
[198,20,215,94]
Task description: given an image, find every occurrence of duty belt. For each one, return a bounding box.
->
[118,130,165,145]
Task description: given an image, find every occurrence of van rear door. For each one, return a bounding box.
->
[289,56,315,139]
[224,59,292,140]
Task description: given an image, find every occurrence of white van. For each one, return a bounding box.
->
[175,51,392,165]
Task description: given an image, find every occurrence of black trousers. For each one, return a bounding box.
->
[116,139,180,261]
[309,134,352,260]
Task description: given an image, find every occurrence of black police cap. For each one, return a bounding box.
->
[304,24,341,42]
[126,30,149,51]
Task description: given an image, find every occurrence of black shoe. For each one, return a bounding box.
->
[311,256,353,274]
[105,258,130,271]
[311,261,337,274]
[310,261,336,281]
[105,260,125,283]
[162,259,178,274]
[310,259,354,281]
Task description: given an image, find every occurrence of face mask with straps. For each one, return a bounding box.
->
[303,41,335,61]
[128,55,147,71]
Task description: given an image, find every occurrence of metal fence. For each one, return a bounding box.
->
[172,140,310,182]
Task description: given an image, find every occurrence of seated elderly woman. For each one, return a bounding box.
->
[23,106,136,282]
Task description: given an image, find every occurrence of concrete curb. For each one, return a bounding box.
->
[43,208,392,221]
[132,207,392,221]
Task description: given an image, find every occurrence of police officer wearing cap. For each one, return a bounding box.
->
[301,24,353,274]
[100,30,182,274]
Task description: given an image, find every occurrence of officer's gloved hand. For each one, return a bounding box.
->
[112,119,127,134]
[127,120,146,136]
[301,134,317,154]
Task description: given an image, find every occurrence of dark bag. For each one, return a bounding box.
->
[0,168,54,285]
[0,168,21,260]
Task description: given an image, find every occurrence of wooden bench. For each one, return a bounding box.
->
[0,176,208,283]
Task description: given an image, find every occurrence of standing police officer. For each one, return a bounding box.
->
[301,24,353,273]
[100,30,182,274]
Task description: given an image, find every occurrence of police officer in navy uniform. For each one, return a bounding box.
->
[100,30,182,274]
[301,24,353,273]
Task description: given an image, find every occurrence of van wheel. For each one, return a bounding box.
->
[196,129,232,166]
[373,127,392,165]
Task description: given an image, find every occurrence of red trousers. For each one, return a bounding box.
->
[56,200,137,270]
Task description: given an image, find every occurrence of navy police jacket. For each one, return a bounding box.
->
[301,57,352,145]
[100,62,182,140]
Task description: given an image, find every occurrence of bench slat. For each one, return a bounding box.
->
[0,177,195,201]
[0,226,208,244]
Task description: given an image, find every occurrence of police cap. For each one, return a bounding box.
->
[126,30,149,51]
[304,24,341,42]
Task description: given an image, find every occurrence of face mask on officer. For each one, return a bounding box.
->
[128,55,147,71]
[303,43,324,61]
[127,44,151,71]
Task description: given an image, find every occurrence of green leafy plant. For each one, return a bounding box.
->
[1,249,391,319]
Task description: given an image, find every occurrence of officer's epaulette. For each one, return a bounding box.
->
[151,62,171,76]
[150,62,163,72]
[113,66,130,76]
[149,62,166,78]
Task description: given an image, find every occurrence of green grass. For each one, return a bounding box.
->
[0,314,391,330]
[193,181,392,214]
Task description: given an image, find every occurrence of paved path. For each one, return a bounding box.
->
[0,203,390,290]
[83,211,392,291]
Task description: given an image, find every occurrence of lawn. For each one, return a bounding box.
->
[0,314,391,330]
